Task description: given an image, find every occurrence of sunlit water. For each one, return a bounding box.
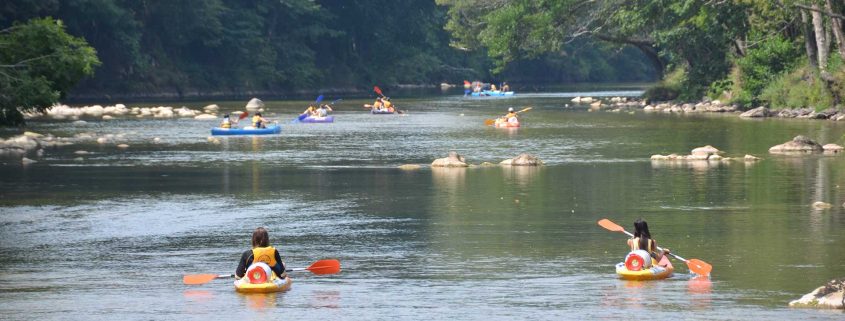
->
[1,91,844,320]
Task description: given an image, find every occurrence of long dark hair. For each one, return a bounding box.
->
[633,218,652,250]
[251,227,270,248]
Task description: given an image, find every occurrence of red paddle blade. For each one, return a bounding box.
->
[183,274,219,285]
[597,219,625,232]
[306,259,341,275]
[238,112,249,120]
[374,86,383,96]
[686,259,712,276]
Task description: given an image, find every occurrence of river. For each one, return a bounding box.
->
[1,90,844,320]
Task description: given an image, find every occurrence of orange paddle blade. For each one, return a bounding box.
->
[597,219,625,232]
[238,111,249,120]
[307,259,341,275]
[686,259,712,276]
[484,119,495,126]
[183,274,220,285]
[374,86,383,96]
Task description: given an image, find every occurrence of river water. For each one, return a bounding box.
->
[1,91,844,320]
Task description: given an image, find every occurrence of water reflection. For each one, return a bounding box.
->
[239,292,280,311]
[502,166,542,187]
[309,290,341,309]
[431,167,467,193]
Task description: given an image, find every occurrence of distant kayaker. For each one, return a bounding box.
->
[372,97,385,111]
[220,114,232,128]
[236,227,288,279]
[382,97,394,112]
[503,107,517,121]
[490,83,498,91]
[303,105,318,117]
[252,112,269,128]
[473,82,482,93]
[316,104,333,117]
[502,82,510,92]
[627,219,670,265]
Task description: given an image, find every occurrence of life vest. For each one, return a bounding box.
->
[252,246,277,267]
[383,100,393,109]
[505,112,517,120]
[221,119,231,128]
[252,115,262,127]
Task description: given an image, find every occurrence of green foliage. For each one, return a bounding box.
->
[0,17,100,126]
[735,34,800,99]
[644,68,684,102]
[759,66,833,110]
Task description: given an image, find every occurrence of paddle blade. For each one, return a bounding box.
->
[298,113,308,121]
[484,119,495,126]
[315,95,324,103]
[238,112,249,120]
[374,86,383,97]
[306,259,341,275]
[686,259,712,276]
[363,104,373,108]
[597,219,625,232]
[183,274,220,285]
[517,107,533,113]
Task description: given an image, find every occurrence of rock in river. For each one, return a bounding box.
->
[739,106,770,118]
[500,153,544,166]
[789,278,844,309]
[431,151,468,167]
[769,136,823,153]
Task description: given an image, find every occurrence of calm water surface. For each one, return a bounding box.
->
[1,91,844,320]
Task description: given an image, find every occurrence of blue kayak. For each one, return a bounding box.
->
[211,125,281,136]
[470,91,514,97]
[301,115,334,123]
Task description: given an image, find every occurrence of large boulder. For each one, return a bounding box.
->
[690,145,722,157]
[789,278,844,309]
[739,107,770,118]
[500,153,544,166]
[431,151,468,167]
[245,98,264,111]
[769,136,823,153]
[823,144,844,153]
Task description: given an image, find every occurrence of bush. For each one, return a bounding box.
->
[760,65,833,110]
[643,68,684,102]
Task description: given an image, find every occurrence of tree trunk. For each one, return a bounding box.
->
[825,0,845,60]
[812,4,829,70]
[802,10,819,68]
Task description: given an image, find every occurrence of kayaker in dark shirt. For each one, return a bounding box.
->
[235,227,287,279]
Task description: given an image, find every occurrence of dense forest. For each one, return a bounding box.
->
[0,0,655,100]
[438,0,845,108]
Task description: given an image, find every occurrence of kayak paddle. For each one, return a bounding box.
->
[182,259,342,285]
[597,218,712,276]
[484,107,532,126]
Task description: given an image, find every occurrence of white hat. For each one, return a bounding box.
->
[508,107,514,112]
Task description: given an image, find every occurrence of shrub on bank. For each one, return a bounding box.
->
[760,66,834,110]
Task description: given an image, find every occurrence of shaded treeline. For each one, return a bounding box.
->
[0,0,656,99]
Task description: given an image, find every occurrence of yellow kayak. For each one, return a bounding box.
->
[234,276,292,293]
[615,256,674,281]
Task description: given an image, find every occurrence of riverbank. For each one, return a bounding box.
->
[577,96,845,122]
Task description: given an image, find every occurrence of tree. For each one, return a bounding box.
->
[0,17,100,126]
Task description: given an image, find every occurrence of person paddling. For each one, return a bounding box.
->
[501,82,510,92]
[316,104,332,117]
[220,114,233,129]
[382,97,395,113]
[236,227,288,280]
[252,112,269,128]
[627,219,671,267]
[302,104,318,117]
